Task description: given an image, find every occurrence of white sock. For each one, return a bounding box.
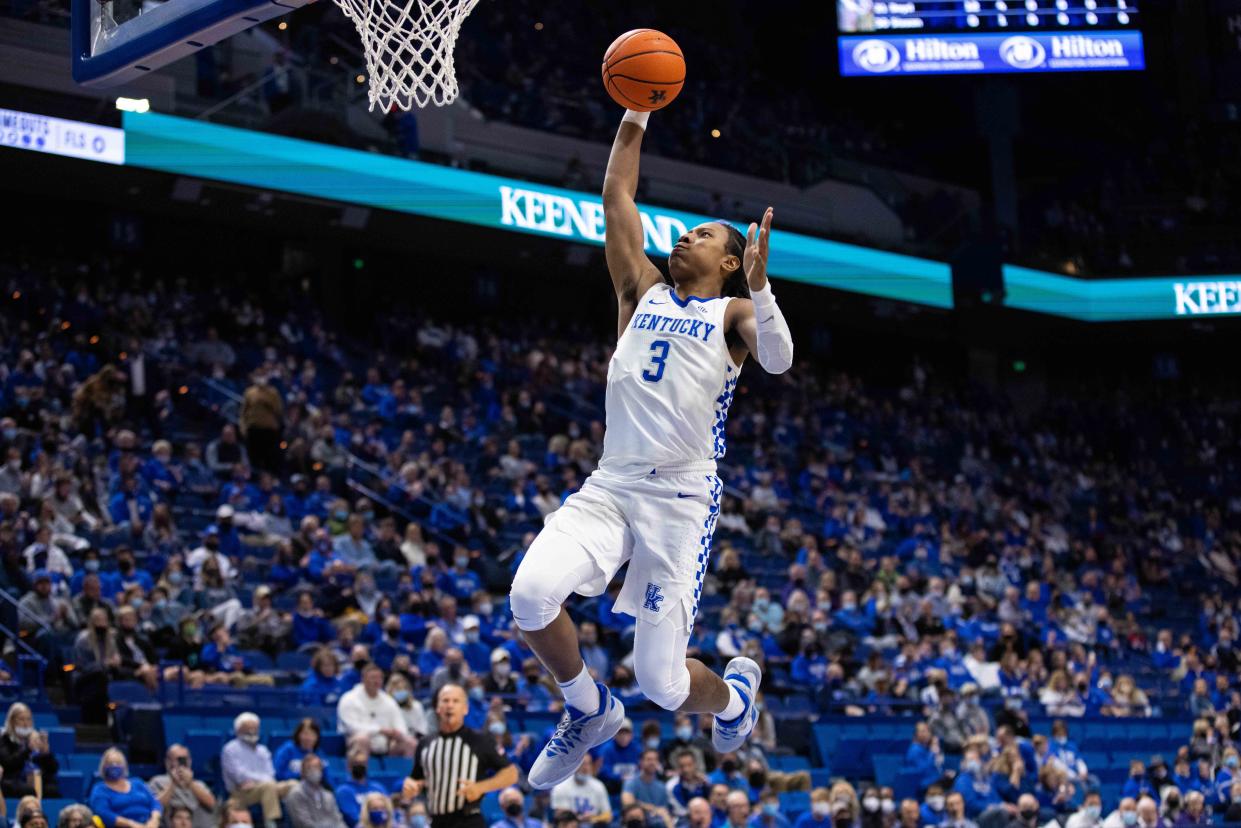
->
[558,664,601,714]
[719,681,747,722]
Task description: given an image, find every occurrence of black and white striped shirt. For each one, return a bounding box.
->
[411,726,510,828]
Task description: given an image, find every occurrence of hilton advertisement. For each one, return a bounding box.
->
[839,30,1146,75]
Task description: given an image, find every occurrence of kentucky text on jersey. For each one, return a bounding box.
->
[629,312,717,342]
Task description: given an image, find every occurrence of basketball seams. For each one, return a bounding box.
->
[606,75,652,110]
[606,72,686,85]
[604,49,685,72]
[603,28,654,63]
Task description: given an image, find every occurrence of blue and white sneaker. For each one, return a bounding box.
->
[528,682,625,790]
[712,656,762,753]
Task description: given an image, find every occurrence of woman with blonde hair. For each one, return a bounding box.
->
[356,792,394,827]
[88,747,162,828]
[989,746,1025,803]
[1109,674,1151,718]
[385,672,428,741]
[0,702,60,797]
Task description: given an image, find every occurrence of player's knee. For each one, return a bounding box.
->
[509,563,556,632]
[634,653,690,711]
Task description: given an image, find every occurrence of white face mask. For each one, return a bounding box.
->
[14,726,33,738]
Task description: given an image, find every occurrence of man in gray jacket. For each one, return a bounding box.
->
[284,754,346,828]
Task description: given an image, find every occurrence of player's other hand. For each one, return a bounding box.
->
[743,207,773,292]
[402,778,423,799]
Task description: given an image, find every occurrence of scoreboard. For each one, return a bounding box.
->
[838,1,1146,76]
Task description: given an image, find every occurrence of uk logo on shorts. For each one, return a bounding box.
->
[643,583,664,612]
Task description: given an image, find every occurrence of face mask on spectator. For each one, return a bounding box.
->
[14,726,33,739]
[1121,813,1137,827]
[469,686,484,701]
[1084,806,1101,821]
[927,796,945,811]
[354,659,368,672]
[749,771,767,788]
[368,812,389,825]
[351,764,367,781]
[812,802,831,818]
[763,804,780,818]
[393,690,411,704]
[477,601,493,616]
[574,772,588,784]
[455,555,469,569]
[645,737,660,750]
[241,733,259,746]
[409,816,427,828]
[489,721,506,736]
[466,631,480,644]
[962,760,980,774]
[304,768,323,785]
[84,559,100,572]
[863,797,880,813]
[494,663,511,680]
[1020,809,1039,822]
[103,765,125,781]
[505,803,523,817]
[881,799,895,814]
[626,820,645,828]
[1226,756,1239,769]
[676,725,693,741]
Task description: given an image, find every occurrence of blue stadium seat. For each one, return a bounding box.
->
[109,681,154,703]
[47,726,75,755]
[58,770,86,800]
[276,651,313,672]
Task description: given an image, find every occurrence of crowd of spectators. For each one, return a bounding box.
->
[0,252,1239,828]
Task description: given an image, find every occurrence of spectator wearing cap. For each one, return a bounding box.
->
[213,503,243,558]
[18,569,79,637]
[338,662,414,755]
[598,718,641,793]
[221,712,295,828]
[957,684,990,738]
[236,585,289,654]
[483,649,517,694]
[461,615,491,675]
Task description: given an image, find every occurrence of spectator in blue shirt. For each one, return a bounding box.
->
[89,747,162,828]
[300,647,346,706]
[461,615,492,675]
[670,749,711,817]
[749,792,792,828]
[334,745,387,826]
[903,721,943,794]
[1123,761,1157,802]
[1214,749,1239,807]
[793,789,833,828]
[953,749,1001,818]
[200,625,247,674]
[436,546,483,601]
[333,514,379,569]
[372,617,416,672]
[598,718,642,793]
[113,547,154,597]
[622,748,672,818]
[291,591,334,647]
[108,475,153,528]
[920,785,947,826]
[274,718,334,786]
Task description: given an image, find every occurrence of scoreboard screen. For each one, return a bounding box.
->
[838,1,1145,76]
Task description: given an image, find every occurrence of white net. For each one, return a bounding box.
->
[332,0,481,110]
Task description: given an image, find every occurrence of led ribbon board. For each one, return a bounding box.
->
[1003,266,1241,321]
[120,111,954,308]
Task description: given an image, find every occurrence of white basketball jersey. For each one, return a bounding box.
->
[598,282,741,476]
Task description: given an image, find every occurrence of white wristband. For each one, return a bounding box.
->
[750,282,775,306]
[621,109,650,131]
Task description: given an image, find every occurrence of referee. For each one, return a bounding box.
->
[402,683,518,828]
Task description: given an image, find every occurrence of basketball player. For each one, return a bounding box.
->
[508,106,794,790]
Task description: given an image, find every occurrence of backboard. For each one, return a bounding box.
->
[71,0,314,87]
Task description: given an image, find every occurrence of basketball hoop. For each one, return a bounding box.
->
[332,0,480,110]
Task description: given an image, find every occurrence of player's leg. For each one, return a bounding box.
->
[509,480,631,790]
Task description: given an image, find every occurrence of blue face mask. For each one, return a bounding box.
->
[393,690,411,704]
[1227,756,1239,769]
[334,510,349,521]
[763,804,780,818]
[103,765,125,781]
[409,817,427,828]
[368,810,389,825]
[84,559,100,572]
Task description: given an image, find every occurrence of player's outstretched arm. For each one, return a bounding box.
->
[729,207,794,374]
[603,110,663,330]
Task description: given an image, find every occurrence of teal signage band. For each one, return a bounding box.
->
[1003,265,1241,321]
[121,111,955,309]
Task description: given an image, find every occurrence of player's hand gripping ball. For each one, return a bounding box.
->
[602,28,685,112]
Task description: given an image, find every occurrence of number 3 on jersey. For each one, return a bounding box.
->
[643,340,670,382]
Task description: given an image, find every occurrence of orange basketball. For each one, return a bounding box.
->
[601,29,685,112]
